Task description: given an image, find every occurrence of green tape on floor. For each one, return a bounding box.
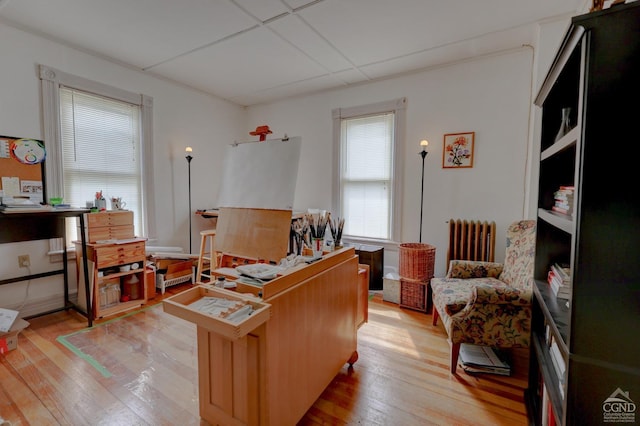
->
[56,304,156,378]
[57,333,112,378]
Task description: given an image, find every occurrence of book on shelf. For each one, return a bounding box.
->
[548,336,566,401]
[547,264,571,299]
[549,338,566,378]
[541,383,560,426]
[551,263,570,281]
[552,185,574,216]
[551,205,573,215]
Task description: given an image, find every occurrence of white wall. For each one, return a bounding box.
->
[0,23,244,315]
[247,49,536,276]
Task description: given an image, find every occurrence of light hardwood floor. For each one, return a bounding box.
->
[0,285,528,425]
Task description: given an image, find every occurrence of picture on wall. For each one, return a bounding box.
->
[443,132,474,168]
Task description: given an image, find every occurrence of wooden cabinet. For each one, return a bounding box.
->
[75,210,148,318]
[76,239,147,319]
[354,244,383,290]
[84,210,134,242]
[357,264,370,328]
[526,4,640,425]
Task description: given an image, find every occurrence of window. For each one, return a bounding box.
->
[60,88,143,235]
[332,98,406,243]
[39,65,155,249]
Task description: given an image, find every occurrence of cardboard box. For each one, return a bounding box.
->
[0,318,29,354]
[383,276,400,304]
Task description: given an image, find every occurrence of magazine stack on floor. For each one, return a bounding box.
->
[458,343,511,376]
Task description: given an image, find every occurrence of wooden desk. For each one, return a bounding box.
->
[0,209,93,326]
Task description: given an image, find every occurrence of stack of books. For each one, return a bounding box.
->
[458,343,511,376]
[551,186,574,216]
[547,263,571,300]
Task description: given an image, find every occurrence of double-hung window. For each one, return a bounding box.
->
[39,65,155,247]
[332,98,406,243]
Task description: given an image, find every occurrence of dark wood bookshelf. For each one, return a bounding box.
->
[526,3,640,425]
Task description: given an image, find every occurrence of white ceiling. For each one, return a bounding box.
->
[0,0,584,106]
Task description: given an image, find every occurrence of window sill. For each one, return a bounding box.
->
[342,237,400,253]
[48,247,76,263]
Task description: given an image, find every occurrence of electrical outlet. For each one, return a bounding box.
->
[18,255,30,268]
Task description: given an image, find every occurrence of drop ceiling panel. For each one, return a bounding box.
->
[0,0,257,69]
[230,73,348,106]
[233,0,289,22]
[360,25,536,80]
[268,14,353,72]
[332,69,370,85]
[283,0,326,10]
[151,27,327,101]
[298,0,579,66]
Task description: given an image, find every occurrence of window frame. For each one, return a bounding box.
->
[332,97,406,246]
[39,65,155,249]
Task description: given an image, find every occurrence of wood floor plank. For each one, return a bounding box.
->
[0,357,59,425]
[0,285,528,425]
[16,328,137,426]
[61,308,199,425]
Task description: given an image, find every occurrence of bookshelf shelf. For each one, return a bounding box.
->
[538,209,573,236]
[540,127,579,162]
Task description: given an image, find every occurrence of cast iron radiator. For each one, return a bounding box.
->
[446,219,496,268]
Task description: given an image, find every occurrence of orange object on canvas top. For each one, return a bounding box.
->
[249,125,273,140]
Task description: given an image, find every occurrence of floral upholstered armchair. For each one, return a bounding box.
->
[431,220,536,373]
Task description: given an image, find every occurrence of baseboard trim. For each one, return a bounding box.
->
[8,292,78,319]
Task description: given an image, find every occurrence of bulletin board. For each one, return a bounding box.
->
[0,135,46,201]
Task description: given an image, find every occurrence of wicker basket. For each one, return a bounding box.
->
[399,278,428,312]
[398,243,436,282]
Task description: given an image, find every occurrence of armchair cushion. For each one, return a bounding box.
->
[472,283,530,305]
[431,277,508,317]
[446,260,503,279]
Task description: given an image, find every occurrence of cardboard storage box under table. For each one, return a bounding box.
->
[164,207,365,426]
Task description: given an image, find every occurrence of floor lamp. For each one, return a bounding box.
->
[185,146,193,253]
[419,139,429,243]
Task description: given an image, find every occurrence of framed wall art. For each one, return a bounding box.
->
[443,132,474,168]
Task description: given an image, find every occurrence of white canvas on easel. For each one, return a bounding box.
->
[216,136,301,210]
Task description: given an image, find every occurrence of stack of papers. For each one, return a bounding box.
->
[459,343,511,376]
[0,196,49,212]
[0,308,19,333]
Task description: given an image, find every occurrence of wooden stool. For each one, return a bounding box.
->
[196,229,217,282]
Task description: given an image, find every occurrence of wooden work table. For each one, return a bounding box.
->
[164,246,362,425]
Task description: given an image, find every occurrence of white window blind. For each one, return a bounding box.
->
[60,87,143,237]
[341,113,394,240]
